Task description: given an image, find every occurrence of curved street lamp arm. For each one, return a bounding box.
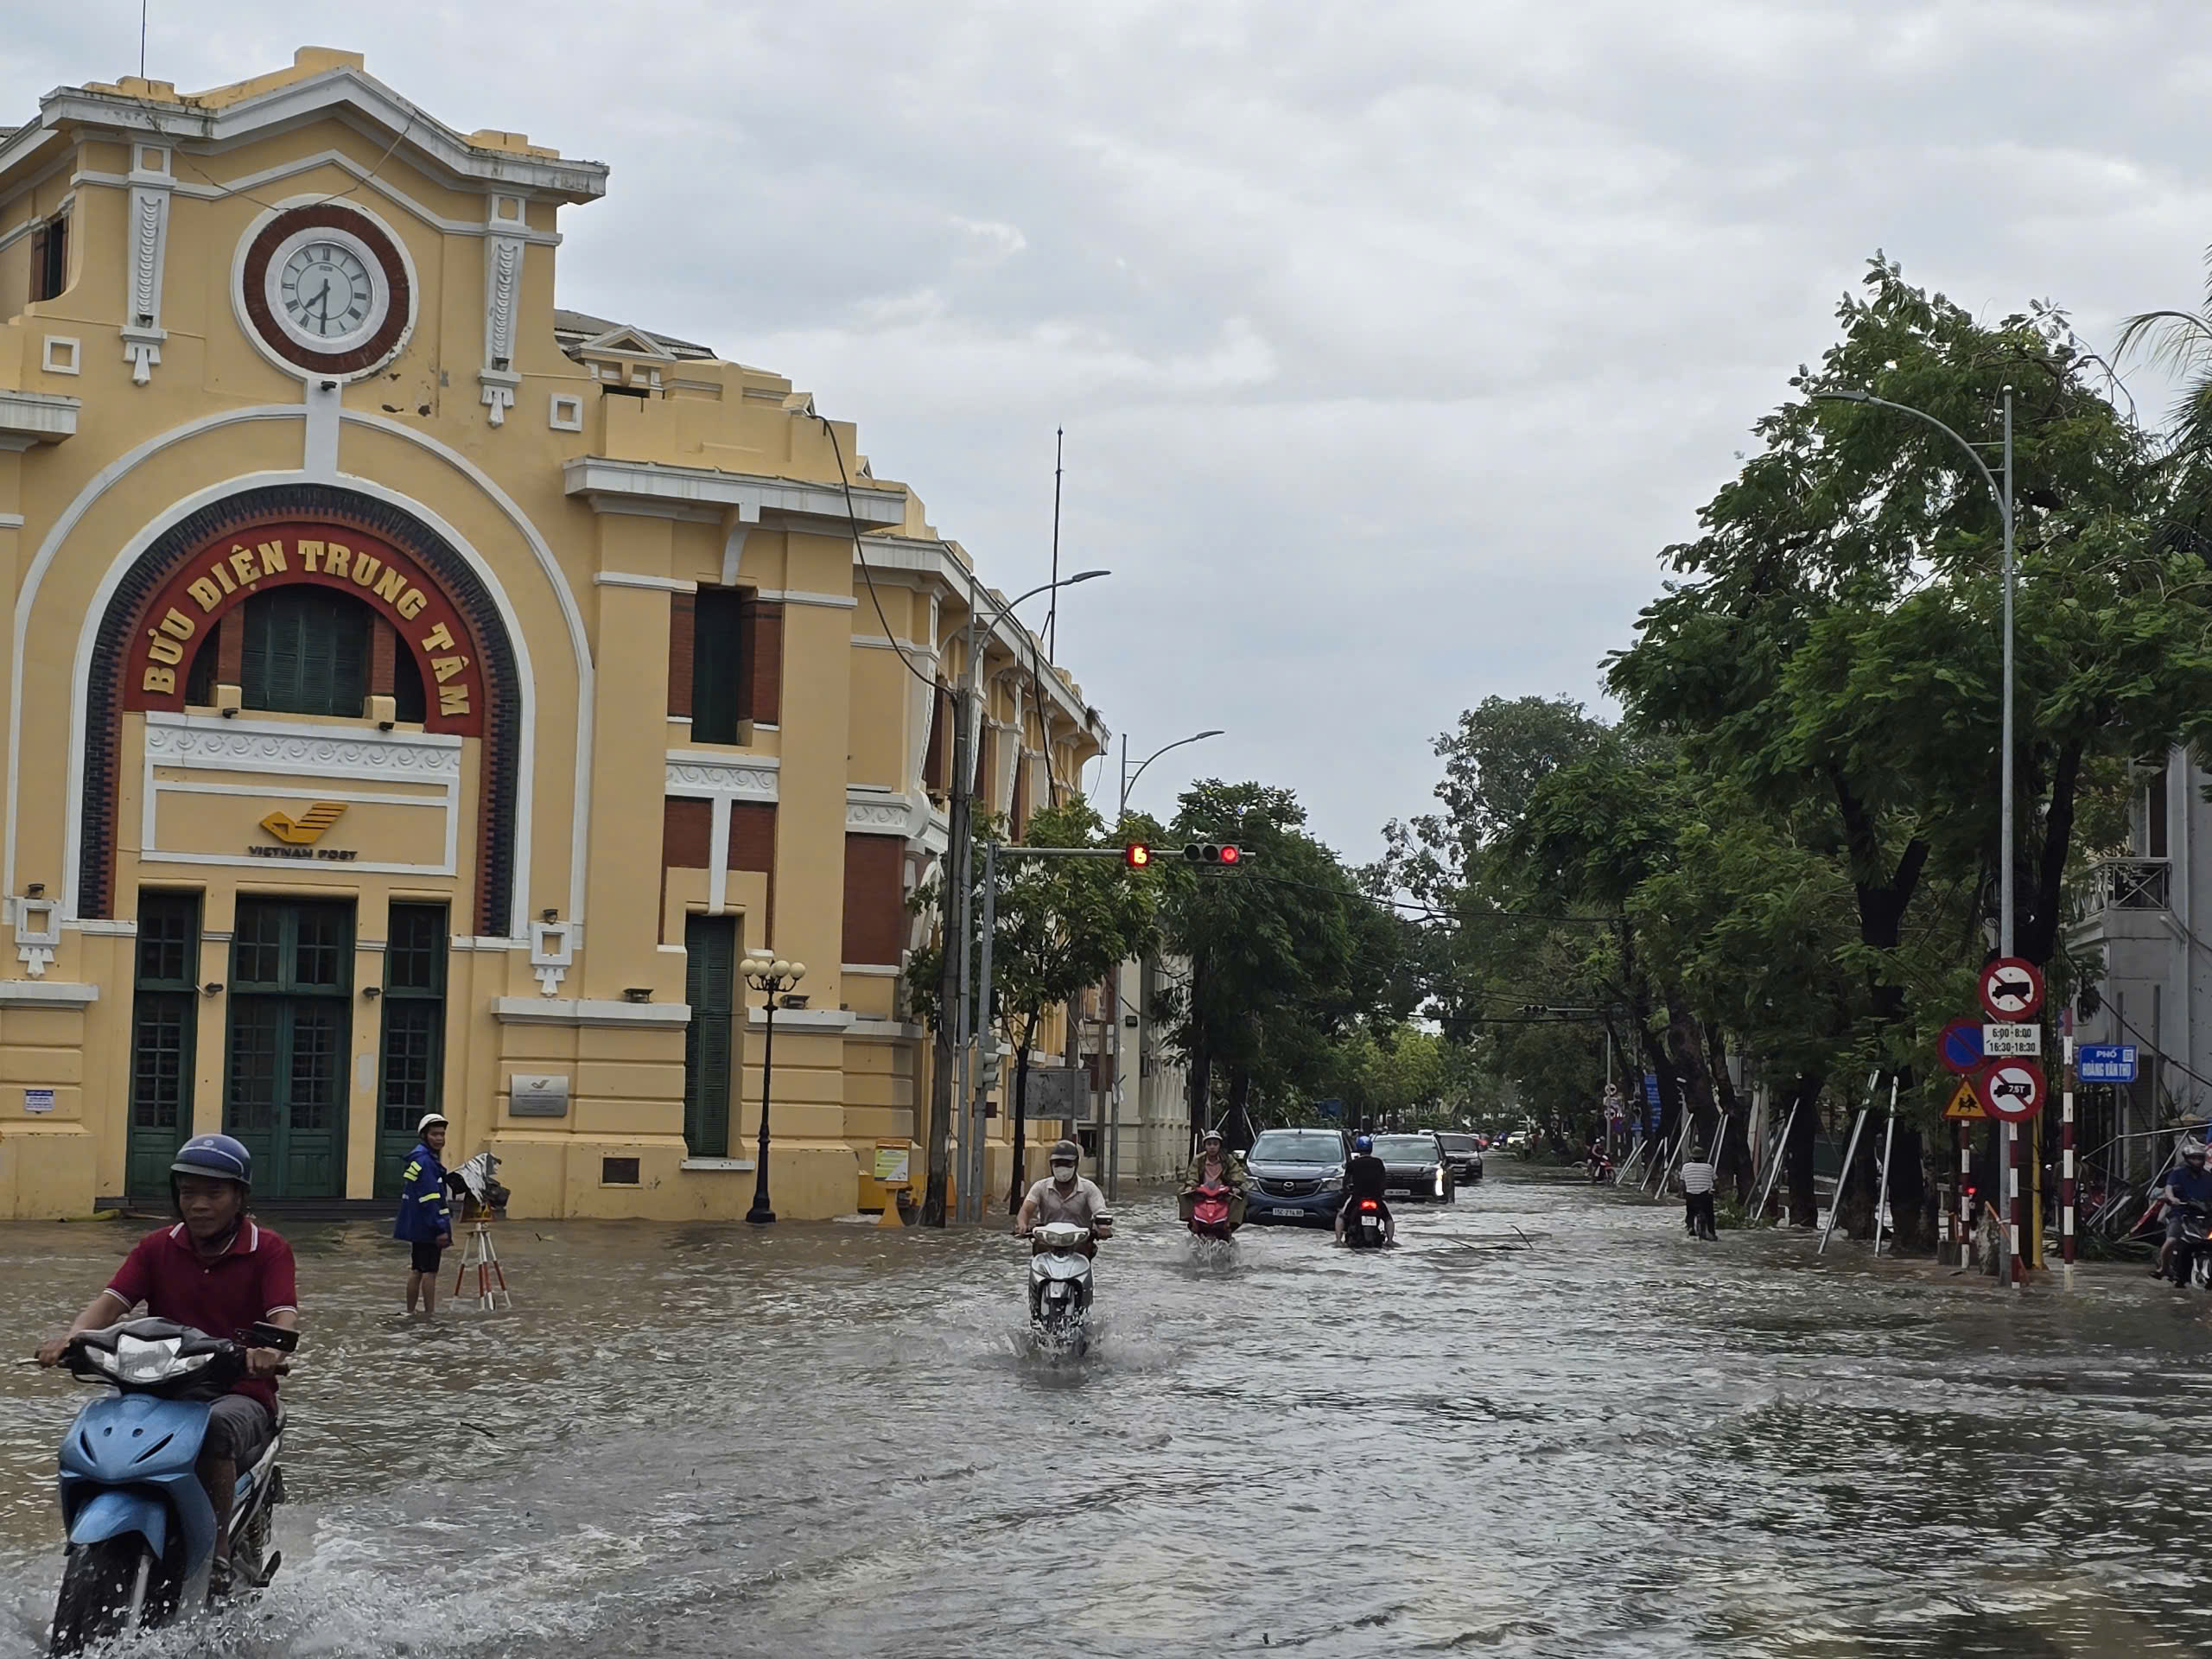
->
[1813,390,2011,526]
[1122,729,1225,816]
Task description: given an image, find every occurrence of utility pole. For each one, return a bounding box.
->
[1815,384,2018,1282]
[921,664,972,1226]
[926,569,1109,1226]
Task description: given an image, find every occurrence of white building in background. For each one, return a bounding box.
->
[1095,956,1193,1190]
[2070,747,2212,1179]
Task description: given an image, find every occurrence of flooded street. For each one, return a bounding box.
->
[3,1165,2212,1656]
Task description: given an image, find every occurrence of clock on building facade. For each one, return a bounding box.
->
[238,202,414,377]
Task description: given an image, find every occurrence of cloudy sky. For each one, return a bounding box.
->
[11,2,2211,859]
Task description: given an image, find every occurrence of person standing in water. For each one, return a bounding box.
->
[393,1113,454,1313]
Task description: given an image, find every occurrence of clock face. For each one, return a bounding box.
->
[279,242,376,340]
[241,206,412,377]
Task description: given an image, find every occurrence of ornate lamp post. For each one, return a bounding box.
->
[741,956,806,1224]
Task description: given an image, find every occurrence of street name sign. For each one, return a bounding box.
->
[1943,1077,1987,1121]
[2078,1044,2139,1084]
[1980,957,2045,1022]
[1979,1059,2046,1123]
[1982,1023,2043,1058]
[1938,1019,1984,1075]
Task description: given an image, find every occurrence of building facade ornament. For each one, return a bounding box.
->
[122,147,172,385]
[480,205,524,424]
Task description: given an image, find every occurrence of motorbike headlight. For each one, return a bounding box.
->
[111,1335,209,1385]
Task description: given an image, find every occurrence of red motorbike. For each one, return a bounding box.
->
[1185,1181,1239,1240]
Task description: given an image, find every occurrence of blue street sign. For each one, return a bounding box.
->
[2078,1045,2138,1084]
[1642,1073,1662,1108]
[1316,1097,1344,1120]
[1938,1020,1984,1075]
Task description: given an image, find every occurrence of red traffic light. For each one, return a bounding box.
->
[1181,842,1249,868]
[1123,842,1152,869]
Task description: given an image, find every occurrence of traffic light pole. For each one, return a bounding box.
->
[970,842,1144,1219]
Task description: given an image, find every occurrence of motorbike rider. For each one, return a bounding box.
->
[1015,1139,1114,1255]
[1335,1133,1394,1243]
[2157,1138,2212,1280]
[1179,1127,1249,1229]
[34,1135,296,1595]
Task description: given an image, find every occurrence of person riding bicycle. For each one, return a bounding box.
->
[2157,1139,2212,1281]
[1179,1127,1249,1229]
[32,1135,296,1595]
[1335,1133,1394,1243]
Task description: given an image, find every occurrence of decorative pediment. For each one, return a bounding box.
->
[571,326,679,389]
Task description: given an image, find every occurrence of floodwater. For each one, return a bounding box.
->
[2,1166,2210,1657]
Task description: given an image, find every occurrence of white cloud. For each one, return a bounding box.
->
[8,0,2210,856]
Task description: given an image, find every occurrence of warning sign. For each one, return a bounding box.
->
[1943,1077,1986,1122]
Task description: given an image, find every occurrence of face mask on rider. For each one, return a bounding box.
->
[1051,1162,1076,1185]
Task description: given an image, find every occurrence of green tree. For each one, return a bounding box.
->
[1610,257,2209,1243]
[1156,781,1411,1147]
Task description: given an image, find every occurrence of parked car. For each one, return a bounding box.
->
[1243,1128,1351,1226]
[1437,1132,1484,1184]
[1373,1132,1453,1202]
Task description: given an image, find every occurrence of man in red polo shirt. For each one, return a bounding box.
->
[35,1135,297,1592]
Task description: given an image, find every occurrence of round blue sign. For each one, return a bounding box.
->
[1939,1018,1984,1076]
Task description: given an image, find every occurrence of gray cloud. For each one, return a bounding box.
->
[11,1,2210,855]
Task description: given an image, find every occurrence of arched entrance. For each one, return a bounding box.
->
[83,483,523,932]
[83,484,524,1198]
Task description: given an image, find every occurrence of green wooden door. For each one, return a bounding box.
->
[373,903,448,1198]
[126,893,200,1198]
[683,915,736,1157]
[226,899,353,1198]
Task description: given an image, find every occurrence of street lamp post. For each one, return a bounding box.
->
[740,956,806,1224]
[1118,729,1225,822]
[1815,384,2017,1282]
[942,569,1109,1227]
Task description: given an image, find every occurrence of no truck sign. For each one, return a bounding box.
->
[1978,1059,2046,1124]
[1979,958,2044,1023]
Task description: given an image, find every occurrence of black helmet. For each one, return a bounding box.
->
[171,1134,252,1191]
[1050,1139,1080,1166]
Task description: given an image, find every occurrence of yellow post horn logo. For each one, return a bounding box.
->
[260,803,347,845]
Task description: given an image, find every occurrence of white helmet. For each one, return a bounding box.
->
[417,1112,449,1136]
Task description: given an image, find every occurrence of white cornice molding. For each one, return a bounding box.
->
[144,711,462,779]
[0,391,79,450]
[666,753,779,802]
[491,996,690,1027]
[0,979,97,1005]
[847,787,921,837]
[35,71,608,200]
[563,456,906,529]
[72,152,567,245]
[594,572,697,594]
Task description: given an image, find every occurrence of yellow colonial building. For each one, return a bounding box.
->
[0,49,1107,1220]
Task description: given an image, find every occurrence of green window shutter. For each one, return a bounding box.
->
[683,915,736,1157]
[241,589,372,717]
[690,588,746,745]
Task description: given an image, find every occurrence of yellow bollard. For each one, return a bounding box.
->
[878,1182,909,1228]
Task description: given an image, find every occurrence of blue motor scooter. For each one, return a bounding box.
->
[47,1317,292,1656]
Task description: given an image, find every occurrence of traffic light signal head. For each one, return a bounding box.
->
[1123,842,1152,869]
[1181,841,1249,868]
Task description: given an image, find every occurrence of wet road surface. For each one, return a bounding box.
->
[3,1166,2211,1656]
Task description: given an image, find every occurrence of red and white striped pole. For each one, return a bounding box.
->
[1959,1125,1974,1270]
[2008,1125,2024,1283]
[2061,1032,2077,1268]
